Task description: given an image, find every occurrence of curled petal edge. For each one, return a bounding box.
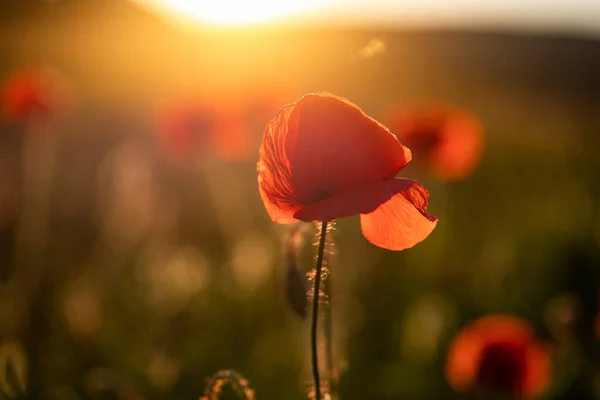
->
[359,181,437,250]
[258,177,301,224]
[293,178,436,250]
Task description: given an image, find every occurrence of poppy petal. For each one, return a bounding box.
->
[293,178,436,250]
[258,182,300,223]
[445,325,484,391]
[524,343,551,398]
[287,93,412,204]
[257,103,302,223]
[445,314,550,399]
[359,181,437,250]
[293,178,412,221]
[385,102,483,181]
[433,113,483,180]
[445,315,534,394]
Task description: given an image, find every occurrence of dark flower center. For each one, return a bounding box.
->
[186,113,213,138]
[313,189,330,202]
[404,127,442,159]
[476,341,528,396]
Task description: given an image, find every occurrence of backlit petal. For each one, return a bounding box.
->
[257,103,302,223]
[257,181,300,223]
[360,181,437,250]
[287,93,411,204]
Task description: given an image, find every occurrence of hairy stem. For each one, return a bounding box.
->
[324,265,334,389]
[311,221,328,400]
[322,223,335,394]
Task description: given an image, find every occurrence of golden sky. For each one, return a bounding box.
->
[131,0,600,36]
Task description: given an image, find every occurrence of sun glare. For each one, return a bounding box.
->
[136,0,328,26]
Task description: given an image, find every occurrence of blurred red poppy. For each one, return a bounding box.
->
[257,93,437,250]
[155,89,293,163]
[384,102,483,181]
[446,315,551,398]
[155,97,215,163]
[1,67,70,121]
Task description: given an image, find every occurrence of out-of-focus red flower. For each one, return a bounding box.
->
[1,67,70,121]
[446,315,551,398]
[257,93,437,251]
[155,90,292,163]
[155,97,215,162]
[384,102,483,181]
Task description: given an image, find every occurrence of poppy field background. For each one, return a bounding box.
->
[1,1,600,399]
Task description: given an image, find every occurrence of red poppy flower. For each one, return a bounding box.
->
[257,93,437,251]
[1,67,70,121]
[155,90,293,163]
[446,315,551,398]
[384,102,483,181]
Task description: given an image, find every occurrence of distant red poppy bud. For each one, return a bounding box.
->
[1,67,70,121]
[257,93,437,250]
[384,102,483,181]
[283,223,309,318]
[155,90,293,163]
[285,263,308,318]
[155,98,214,163]
[446,315,551,398]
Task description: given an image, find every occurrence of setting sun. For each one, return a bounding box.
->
[133,0,329,26]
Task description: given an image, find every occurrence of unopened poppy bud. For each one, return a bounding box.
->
[285,262,308,318]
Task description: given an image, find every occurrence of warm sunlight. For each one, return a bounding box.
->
[133,0,329,26]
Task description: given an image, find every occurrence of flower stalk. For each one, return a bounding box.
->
[310,220,328,400]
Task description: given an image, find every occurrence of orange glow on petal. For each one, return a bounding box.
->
[359,181,437,250]
[257,178,300,223]
[257,103,301,223]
